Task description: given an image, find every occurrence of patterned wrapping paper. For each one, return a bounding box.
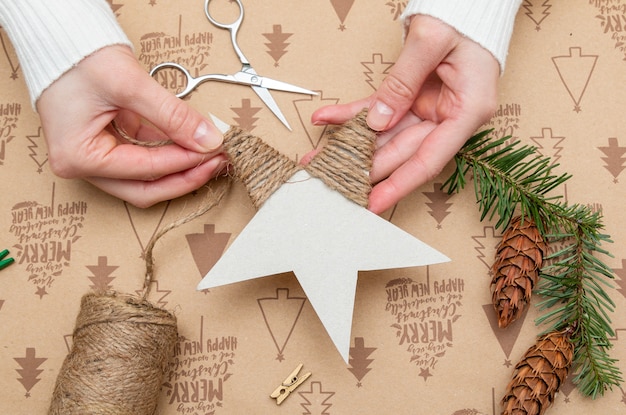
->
[1,0,626,413]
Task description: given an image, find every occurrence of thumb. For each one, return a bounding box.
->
[127,73,223,153]
[367,15,457,131]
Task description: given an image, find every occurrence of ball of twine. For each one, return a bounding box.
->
[48,292,178,415]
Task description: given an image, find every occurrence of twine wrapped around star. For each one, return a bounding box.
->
[221,109,375,208]
[200,109,449,362]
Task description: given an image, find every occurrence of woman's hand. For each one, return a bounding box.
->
[37,45,226,207]
[312,15,500,214]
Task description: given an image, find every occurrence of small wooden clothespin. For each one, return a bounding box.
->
[270,363,311,405]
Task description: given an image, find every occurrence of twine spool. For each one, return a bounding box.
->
[48,292,178,415]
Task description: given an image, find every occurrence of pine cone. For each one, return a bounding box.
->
[501,329,574,415]
[491,216,547,328]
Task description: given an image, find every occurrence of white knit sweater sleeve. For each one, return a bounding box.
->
[0,0,132,106]
[401,0,522,71]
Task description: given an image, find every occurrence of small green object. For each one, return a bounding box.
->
[0,249,14,270]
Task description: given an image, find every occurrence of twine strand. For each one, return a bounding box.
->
[141,179,230,299]
[109,120,231,298]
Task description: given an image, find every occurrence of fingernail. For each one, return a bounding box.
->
[194,121,223,151]
[368,101,394,131]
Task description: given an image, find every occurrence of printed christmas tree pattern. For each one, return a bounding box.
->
[330,0,356,30]
[123,200,171,260]
[257,288,307,361]
[611,259,626,300]
[530,127,569,197]
[598,137,626,183]
[293,92,338,149]
[25,127,47,173]
[230,99,262,131]
[522,0,552,31]
[422,183,455,229]
[482,304,529,367]
[105,0,123,16]
[530,128,565,164]
[298,381,335,415]
[552,47,598,112]
[185,224,231,277]
[472,226,503,273]
[135,280,171,308]
[362,53,394,92]
[348,337,376,387]
[14,348,47,398]
[0,30,20,79]
[86,256,118,292]
[263,25,293,67]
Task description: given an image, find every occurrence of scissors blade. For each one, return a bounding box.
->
[233,71,318,95]
[256,77,319,96]
[250,84,293,131]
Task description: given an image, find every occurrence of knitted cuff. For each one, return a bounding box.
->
[0,0,132,107]
[401,0,522,72]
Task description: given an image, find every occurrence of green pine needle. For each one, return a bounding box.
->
[442,129,623,398]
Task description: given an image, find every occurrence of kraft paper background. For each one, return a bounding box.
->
[1,1,626,414]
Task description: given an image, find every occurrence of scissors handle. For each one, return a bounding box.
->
[149,62,198,98]
[204,0,250,65]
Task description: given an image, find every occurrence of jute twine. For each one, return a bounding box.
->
[305,109,375,207]
[141,181,230,297]
[221,128,301,209]
[220,108,376,208]
[111,119,232,296]
[48,292,178,415]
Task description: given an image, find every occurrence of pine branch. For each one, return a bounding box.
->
[442,129,623,398]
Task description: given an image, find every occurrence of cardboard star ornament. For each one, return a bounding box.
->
[198,111,449,362]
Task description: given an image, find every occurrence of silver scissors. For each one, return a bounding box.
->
[150,0,317,130]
